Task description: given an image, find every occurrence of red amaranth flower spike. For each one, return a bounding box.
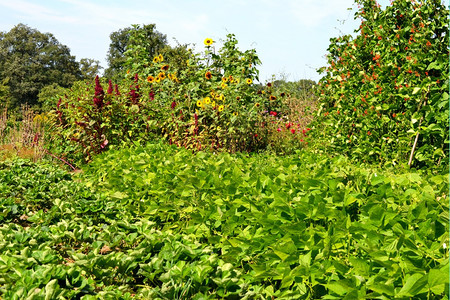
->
[107,80,113,94]
[93,75,104,109]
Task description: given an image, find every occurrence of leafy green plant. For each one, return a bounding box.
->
[49,33,309,163]
[2,143,447,298]
[313,0,449,170]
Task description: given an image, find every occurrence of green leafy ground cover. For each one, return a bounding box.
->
[1,142,448,299]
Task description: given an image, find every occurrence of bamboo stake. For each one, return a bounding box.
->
[408,95,428,168]
[408,117,423,167]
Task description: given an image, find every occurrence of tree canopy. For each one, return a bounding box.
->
[104,24,168,80]
[0,23,82,110]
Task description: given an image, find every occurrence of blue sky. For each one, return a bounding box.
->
[0,0,442,83]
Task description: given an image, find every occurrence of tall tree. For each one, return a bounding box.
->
[79,58,103,79]
[104,24,168,79]
[0,24,81,109]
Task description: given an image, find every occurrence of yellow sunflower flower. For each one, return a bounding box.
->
[153,56,159,63]
[196,100,203,108]
[218,105,224,112]
[246,78,252,85]
[221,82,228,89]
[204,38,214,46]
[212,101,216,108]
[204,97,211,104]
[158,72,166,80]
[233,112,238,116]
[147,75,155,83]
[158,54,164,62]
[222,77,228,82]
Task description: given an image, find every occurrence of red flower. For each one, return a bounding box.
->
[290,129,295,134]
[107,80,113,94]
[171,101,176,109]
[93,75,104,109]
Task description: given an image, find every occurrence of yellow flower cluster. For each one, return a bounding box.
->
[146,70,179,84]
[196,95,225,112]
[153,54,164,63]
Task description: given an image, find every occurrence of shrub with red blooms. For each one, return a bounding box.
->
[313,0,448,170]
[50,76,161,162]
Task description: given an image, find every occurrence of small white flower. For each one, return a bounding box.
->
[443,243,447,249]
[374,173,377,177]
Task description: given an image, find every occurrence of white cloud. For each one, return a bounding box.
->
[0,0,79,23]
[289,0,356,28]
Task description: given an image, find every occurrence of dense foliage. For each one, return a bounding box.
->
[1,143,448,298]
[0,0,448,299]
[104,24,168,80]
[314,0,449,170]
[49,34,310,163]
[0,24,105,111]
[0,24,81,110]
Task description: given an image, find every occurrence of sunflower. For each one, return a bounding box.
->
[212,101,216,108]
[205,71,212,80]
[204,97,211,104]
[246,78,252,85]
[270,95,277,101]
[153,56,159,63]
[218,105,224,112]
[147,75,155,83]
[196,100,203,108]
[161,65,169,71]
[155,77,161,83]
[233,112,238,116]
[228,75,233,82]
[158,54,164,62]
[158,72,166,80]
[204,38,214,46]
[221,82,228,89]
[222,77,228,83]
[255,103,260,107]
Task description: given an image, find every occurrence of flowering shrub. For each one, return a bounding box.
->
[50,33,307,162]
[313,0,449,170]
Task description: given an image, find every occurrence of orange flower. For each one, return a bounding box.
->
[147,75,155,83]
[161,65,169,71]
[205,71,212,80]
[269,95,276,101]
[426,41,432,47]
